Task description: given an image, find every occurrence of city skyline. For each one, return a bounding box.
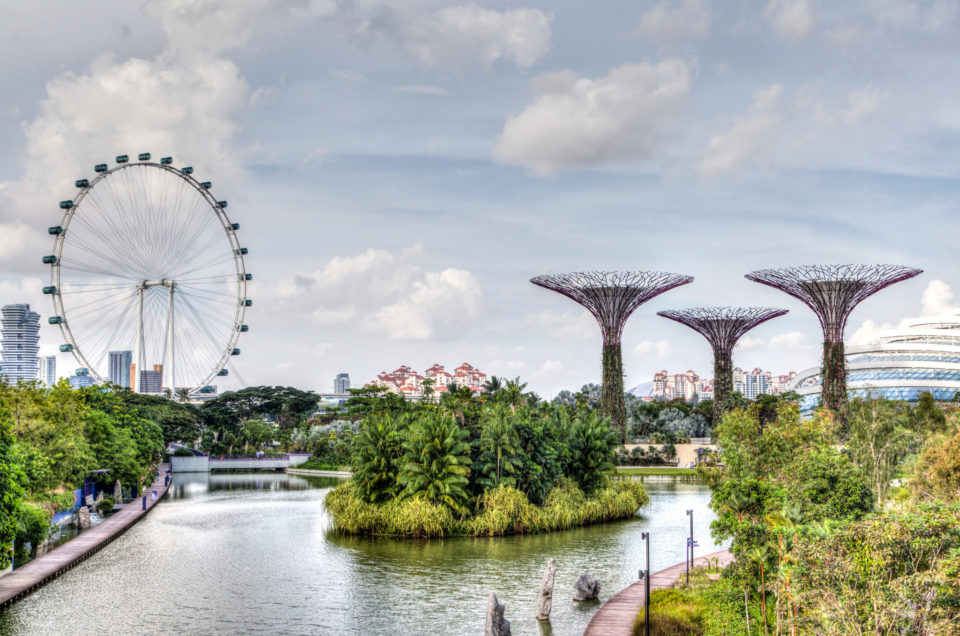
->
[0,1,957,398]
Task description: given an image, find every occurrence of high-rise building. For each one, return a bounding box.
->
[39,355,56,386]
[109,350,133,387]
[69,368,94,388]
[334,372,350,394]
[1,304,41,382]
[139,364,163,394]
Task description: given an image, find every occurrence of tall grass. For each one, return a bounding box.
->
[324,478,649,538]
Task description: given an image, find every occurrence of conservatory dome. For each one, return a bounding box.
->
[790,312,960,413]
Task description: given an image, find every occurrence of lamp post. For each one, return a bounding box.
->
[686,509,693,584]
[639,531,650,636]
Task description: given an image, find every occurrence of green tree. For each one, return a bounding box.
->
[351,413,405,503]
[84,410,142,488]
[476,404,520,490]
[847,397,917,501]
[398,412,471,510]
[566,411,617,494]
[0,395,25,569]
[240,419,275,452]
[912,390,948,435]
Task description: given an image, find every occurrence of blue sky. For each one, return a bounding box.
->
[1,0,958,397]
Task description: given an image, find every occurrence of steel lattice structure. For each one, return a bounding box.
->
[44,153,249,395]
[531,271,693,440]
[745,264,922,418]
[658,307,788,422]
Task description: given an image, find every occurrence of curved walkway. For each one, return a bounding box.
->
[584,548,734,636]
[0,463,172,609]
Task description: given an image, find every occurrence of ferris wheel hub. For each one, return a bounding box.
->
[138,279,177,290]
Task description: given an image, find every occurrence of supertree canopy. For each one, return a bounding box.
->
[657,307,788,423]
[745,264,922,417]
[530,271,693,440]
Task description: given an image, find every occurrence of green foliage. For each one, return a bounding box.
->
[911,428,960,503]
[566,411,618,494]
[351,412,406,503]
[200,385,318,435]
[475,404,521,490]
[912,390,949,435]
[791,504,960,633]
[398,412,471,510]
[239,418,275,451]
[96,497,115,516]
[847,397,917,501]
[85,409,143,487]
[173,447,195,456]
[13,503,49,565]
[635,588,703,635]
[1,396,24,569]
[325,478,648,537]
[786,449,874,522]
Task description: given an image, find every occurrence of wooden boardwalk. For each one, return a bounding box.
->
[0,463,172,609]
[584,548,734,635]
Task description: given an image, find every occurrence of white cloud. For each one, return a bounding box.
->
[531,359,565,379]
[849,280,957,345]
[765,0,815,41]
[392,85,450,96]
[815,89,884,126]
[921,279,954,315]
[768,331,811,350]
[697,84,782,176]
[272,245,485,341]
[634,340,672,356]
[635,0,710,40]
[353,3,551,70]
[867,0,958,32]
[330,69,367,84]
[737,336,766,350]
[524,310,596,340]
[494,60,691,175]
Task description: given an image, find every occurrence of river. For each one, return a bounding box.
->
[0,473,724,636]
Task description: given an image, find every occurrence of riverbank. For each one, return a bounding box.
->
[286,467,352,478]
[584,548,734,635]
[616,466,698,476]
[0,464,171,609]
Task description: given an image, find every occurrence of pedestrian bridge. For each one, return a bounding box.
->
[171,454,313,473]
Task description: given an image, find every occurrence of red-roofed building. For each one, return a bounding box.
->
[368,362,488,401]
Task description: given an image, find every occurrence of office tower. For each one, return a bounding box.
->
[109,350,133,387]
[39,355,56,386]
[335,372,350,394]
[1,304,41,381]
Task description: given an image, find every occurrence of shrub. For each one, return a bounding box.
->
[14,503,50,564]
[96,497,115,516]
[634,588,702,636]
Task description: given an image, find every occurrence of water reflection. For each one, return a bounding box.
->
[0,474,724,636]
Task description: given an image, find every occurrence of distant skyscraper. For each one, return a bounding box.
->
[39,355,56,386]
[335,372,350,394]
[69,368,94,388]
[1,304,40,382]
[109,350,133,387]
[139,364,163,393]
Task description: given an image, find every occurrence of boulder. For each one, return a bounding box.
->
[536,559,557,620]
[77,506,91,529]
[114,480,123,504]
[572,574,599,602]
[485,593,511,636]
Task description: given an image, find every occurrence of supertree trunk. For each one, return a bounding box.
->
[821,339,847,420]
[600,343,626,441]
[712,346,733,424]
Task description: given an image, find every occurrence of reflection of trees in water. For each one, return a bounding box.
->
[170,472,344,498]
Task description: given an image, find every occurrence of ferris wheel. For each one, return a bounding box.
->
[42,153,250,395]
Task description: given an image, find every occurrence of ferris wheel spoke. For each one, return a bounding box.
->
[170,253,237,281]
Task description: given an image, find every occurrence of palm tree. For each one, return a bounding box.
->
[174,388,191,403]
[477,403,520,488]
[567,411,617,494]
[353,412,406,503]
[399,412,471,510]
[503,377,528,409]
[482,376,504,394]
[747,546,771,636]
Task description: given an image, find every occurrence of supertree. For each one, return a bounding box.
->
[657,307,788,423]
[530,271,693,440]
[745,264,922,418]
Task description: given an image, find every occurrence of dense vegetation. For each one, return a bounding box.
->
[324,382,650,537]
[0,380,167,567]
[641,392,960,635]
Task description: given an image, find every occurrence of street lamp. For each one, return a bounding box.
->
[686,509,693,584]
[639,531,650,636]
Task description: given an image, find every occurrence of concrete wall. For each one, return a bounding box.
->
[171,455,211,473]
[287,454,312,467]
[624,443,718,468]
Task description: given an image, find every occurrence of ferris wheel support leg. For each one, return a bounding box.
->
[167,284,176,396]
[135,285,145,393]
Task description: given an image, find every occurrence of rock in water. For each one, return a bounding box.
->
[536,559,557,620]
[485,593,511,636]
[114,480,123,504]
[572,574,599,601]
[77,506,91,529]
